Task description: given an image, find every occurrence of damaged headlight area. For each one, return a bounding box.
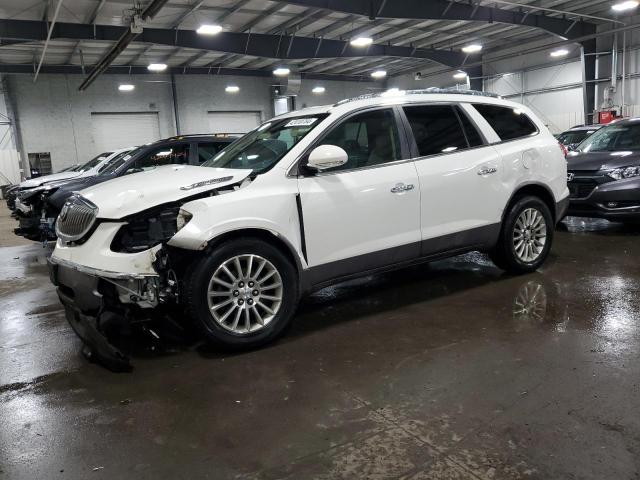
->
[111,204,193,253]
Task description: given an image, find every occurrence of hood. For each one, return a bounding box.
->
[80,165,252,219]
[46,176,108,211]
[20,171,81,188]
[567,150,640,172]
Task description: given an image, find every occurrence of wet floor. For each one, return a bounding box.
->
[1,216,640,479]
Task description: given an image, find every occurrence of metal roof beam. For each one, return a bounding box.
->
[0,63,367,81]
[0,19,468,68]
[274,0,596,40]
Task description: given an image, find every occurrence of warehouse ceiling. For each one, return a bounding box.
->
[0,0,628,81]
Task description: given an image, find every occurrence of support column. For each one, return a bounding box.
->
[581,39,597,125]
[467,63,483,91]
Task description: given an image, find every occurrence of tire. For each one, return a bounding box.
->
[184,238,299,350]
[489,195,554,274]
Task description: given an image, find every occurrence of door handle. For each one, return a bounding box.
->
[477,166,498,176]
[391,183,415,194]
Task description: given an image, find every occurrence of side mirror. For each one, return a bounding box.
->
[307,144,348,171]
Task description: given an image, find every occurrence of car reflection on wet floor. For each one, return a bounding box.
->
[1,216,640,480]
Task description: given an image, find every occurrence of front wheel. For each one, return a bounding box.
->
[184,239,299,350]
[489,196,554,274]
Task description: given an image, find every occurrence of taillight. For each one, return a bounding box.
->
[559,142,568,158]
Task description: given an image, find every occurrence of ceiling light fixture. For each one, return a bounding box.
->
[550,48,569,57]
[371,69,387,79]
[196,24,223,35]
[273,67,290,76]
[147,63,167,72]
[225,85,240,93]
[312,86,325,94]
[612,0,638,11]
[350,37,373,47]
[462,44,482,53]
[118,84,135,92]
[453,71,467,79]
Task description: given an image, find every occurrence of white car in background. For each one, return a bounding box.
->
[12,147,136,240]
[20,152,113,189]
[10,147,135,211]
[48,89,568,370]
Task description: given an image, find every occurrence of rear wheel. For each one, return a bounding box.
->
[490,196,553,274]
[185,239,299,349]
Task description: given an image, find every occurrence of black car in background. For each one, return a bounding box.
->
[566,119,640,223]
[557,125,601,150]
[45,134,238,226]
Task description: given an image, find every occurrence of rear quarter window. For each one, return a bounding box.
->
[473,104,538,141]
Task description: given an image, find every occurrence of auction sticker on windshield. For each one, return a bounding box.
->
[285,118,318,127]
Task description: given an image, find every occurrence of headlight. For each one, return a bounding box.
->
[608,166,640,180]
[18,186,45,200]
[111,205,191,253]
[176,208,193,231]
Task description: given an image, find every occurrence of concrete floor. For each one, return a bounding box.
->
[1,204,640,479]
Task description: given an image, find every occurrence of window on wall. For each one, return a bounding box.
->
[403,105,470,156]
[472,104,538,141]
[319,108,402,171]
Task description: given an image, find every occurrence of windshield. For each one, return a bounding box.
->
[76,152,112,172]
[578,122,640,152]
[57,164,80,173]
[558,130,595,146]
[97,150,132,174]
[201,115,327,173]
[98,146,144,176]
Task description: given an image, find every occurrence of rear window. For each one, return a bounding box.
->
[473,104,538,141]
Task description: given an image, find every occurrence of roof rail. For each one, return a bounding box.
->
[333,87,500,107]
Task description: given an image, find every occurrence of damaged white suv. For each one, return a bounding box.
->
[49,89,568,370]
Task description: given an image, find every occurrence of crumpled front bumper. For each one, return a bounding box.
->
[48,256,161,372]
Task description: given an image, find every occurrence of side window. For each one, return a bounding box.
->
[197,142,228,163]
[455,107,484,147]
[318,109,401,171]
[125,143,190,174]
[473,104,537,141]
[403,105,468,156]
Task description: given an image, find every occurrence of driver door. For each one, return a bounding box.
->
[297,107,421,281]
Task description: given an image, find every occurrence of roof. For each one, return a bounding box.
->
[0,1,620,81]
[166,134,240,141]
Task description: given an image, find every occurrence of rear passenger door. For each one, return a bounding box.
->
[402,104,505,249]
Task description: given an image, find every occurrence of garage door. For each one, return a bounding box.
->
[208,111,261,135]
[91,112,161,152]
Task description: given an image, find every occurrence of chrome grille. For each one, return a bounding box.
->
[55,195,99,242]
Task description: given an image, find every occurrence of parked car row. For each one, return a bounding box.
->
[9,88,638,371]
[41,88,573,370]
[6,135,237,241]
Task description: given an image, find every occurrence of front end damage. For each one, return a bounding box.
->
[48,246,188,372]
[13,188,59,242]
[48,170,253,371]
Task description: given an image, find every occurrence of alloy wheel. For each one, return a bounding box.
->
[513,207,547,262]
[207,254,283,334]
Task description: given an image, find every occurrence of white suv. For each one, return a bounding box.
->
[48,89,568,369]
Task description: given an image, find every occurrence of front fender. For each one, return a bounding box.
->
[166,177,306,266]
